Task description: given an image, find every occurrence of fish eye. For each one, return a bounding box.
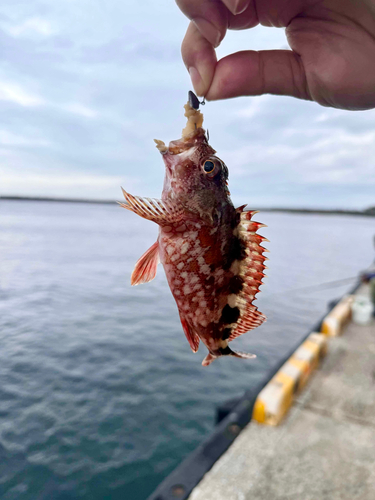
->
[203,160,215,173]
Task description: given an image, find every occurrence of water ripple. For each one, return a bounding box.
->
[0,201,374,499]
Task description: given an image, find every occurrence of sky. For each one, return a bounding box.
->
[0,0,374,209]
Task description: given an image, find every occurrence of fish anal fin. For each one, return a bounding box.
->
[179,314,200,353]
[119,188,184,225]
[131,241,160,286]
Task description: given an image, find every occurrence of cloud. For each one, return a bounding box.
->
[0,81,44,106]
[2,17,55,38]
[0,1,373,210]
[62,103,98,119]
[0,129,50,146]
[212,94,375,208]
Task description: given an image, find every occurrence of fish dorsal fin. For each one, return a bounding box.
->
[119,188,184,225]
[179,314,200,353]
[229,208,268,341]
[131,241,160,286]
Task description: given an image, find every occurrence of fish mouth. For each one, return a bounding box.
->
[168,128,208,155]
[155,97,209,178]
[154,98,206,156]
[155,129,207,178]
[163,143,196,179]
[154,128,207,154]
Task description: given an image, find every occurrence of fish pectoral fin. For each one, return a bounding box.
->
[179,314,200,353]
[131,241,160,286]
[119,188,184,224]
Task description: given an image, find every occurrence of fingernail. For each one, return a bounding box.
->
[233,0,249,15]
[189,67,203,96]
[192,17,222,48]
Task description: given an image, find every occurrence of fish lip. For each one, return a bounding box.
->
[168,128,207,154]
[166,162,173,176]
[164,148,191,178]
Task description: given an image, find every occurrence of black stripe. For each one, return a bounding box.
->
[220,305,240,324]
[223,236,247,270]
[218,346,232,355]
[228,275,244,294]
[222,328,232,340]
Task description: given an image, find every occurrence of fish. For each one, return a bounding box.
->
[120,93,268,366]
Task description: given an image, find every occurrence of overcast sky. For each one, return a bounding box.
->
[0,0,374,209]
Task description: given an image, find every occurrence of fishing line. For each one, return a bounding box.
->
[265,276,358,298]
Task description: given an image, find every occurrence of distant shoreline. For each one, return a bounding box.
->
[0,195,115,205]
[1,195,374,217]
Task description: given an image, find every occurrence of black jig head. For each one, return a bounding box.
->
[188,90,205,110]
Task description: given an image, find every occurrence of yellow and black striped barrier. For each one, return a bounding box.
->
[320,295,354,336]
[252,294,355,426]
[252,332,328,426]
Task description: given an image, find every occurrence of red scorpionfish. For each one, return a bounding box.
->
[120,96,268,366]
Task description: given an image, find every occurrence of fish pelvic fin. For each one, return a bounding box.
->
[201,346,256,367]
[119,188,184,225]
[131,241,160,286]
[179,314,200,353]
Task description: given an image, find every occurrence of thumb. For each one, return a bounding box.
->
[206,50,311,101]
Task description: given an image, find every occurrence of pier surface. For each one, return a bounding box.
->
[189,289,375,500]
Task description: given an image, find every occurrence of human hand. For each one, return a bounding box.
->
[176,0,375,110]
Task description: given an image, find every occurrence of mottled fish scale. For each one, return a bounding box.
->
[160,206,266,352]
[160,221,229,332]
[120,95,268,366]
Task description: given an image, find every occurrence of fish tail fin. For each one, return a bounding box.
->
[202,352,217,367]
[228,349,257,360]
[201,347,256,367]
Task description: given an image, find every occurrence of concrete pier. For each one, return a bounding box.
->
[189,288,375,500]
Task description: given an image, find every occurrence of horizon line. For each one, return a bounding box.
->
[1,195,374,216]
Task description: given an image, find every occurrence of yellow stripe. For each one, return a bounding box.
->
[253,371,295,425]
[321,295,353,336]
[253,332,328,426]
[252,400,266,424]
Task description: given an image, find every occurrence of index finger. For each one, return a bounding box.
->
[176,0,228,48]
[181,21,217,97]
[178,0,260,96]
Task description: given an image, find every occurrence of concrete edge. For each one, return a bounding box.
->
[252,291,355,426]
[146,281,361,500]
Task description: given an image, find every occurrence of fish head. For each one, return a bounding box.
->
[155,104,230,223]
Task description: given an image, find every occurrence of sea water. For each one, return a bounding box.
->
[0,200,373,500]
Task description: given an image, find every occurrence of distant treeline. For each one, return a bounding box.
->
[0,196,114,205]
[259,206,375,217]
[0,196,374,217]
